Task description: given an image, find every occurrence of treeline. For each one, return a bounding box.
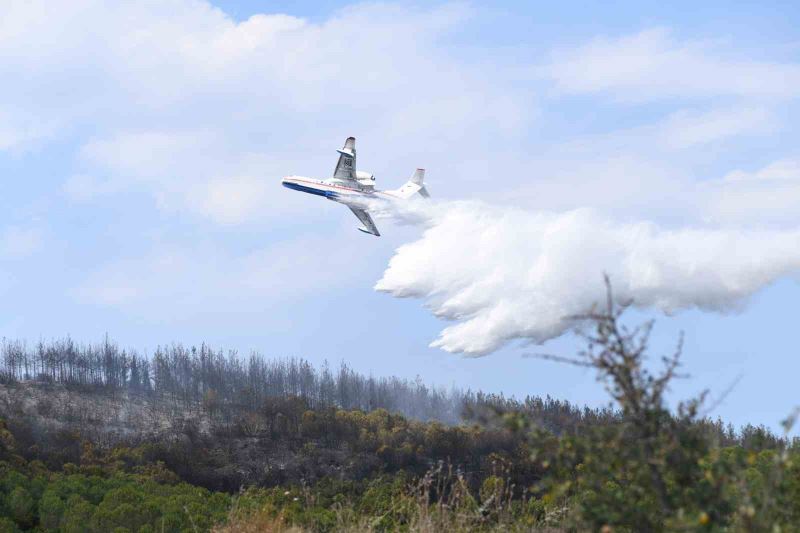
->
[0,337,608,429]
[1,290,798,530]
[0,337,782,451]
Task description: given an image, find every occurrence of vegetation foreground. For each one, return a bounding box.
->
[1,285,798,531]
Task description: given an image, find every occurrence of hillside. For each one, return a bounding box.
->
[0,376,587,493]
[0,307,796,531]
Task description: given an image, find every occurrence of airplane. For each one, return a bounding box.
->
[281,137,429,236]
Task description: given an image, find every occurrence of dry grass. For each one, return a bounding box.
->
[213,510,303,533]
[214,463,568,533]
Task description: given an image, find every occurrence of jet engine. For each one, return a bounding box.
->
[356,170,376,189]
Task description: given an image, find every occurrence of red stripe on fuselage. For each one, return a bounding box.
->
[291,178,400,199]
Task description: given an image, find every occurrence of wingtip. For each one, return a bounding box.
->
[357,227,380,237]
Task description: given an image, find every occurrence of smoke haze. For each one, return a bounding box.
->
[375,200,800,356]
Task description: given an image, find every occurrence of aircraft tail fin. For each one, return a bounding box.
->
[390,169,430,199]
[333,137,356,180]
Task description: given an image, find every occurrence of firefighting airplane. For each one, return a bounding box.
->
[281,137,429,236]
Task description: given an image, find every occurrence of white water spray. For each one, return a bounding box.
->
[374,200,800,356]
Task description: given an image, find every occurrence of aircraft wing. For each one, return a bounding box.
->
[348,206,380,236]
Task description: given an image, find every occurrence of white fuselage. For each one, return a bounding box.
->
[281,176,401,209]
[283,137,426,236]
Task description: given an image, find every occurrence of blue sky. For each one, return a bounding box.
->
[1,0,800,430]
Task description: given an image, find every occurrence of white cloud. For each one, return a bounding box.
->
[658,107,773,149]
[0,225,43,298]
[497,153,687,216]
[0,1,532,223]
[723,159,800,182]
[5,5,792,230]
[0,107,57,151]
[62,174,115,202]
[376,200,800,355]
[544,28,800,101]
[0,226,42,259]
[71,232,384,315]
[187,176,272,225]
[488,103,781,222]
[64,130,213,203]
[708,159,800,225]
[4,4,800,345]
[79,131,204,182]
[72,129,310,220]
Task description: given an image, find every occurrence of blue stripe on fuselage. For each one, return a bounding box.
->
[283,181,339,199]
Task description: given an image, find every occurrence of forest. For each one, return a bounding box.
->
[0,294,797,532]
[0,335,615,430]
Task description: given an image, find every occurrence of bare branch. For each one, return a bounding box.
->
[524,352,595,368]
[699,374,743,418]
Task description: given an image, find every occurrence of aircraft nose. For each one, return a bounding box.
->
[281,176,298,190]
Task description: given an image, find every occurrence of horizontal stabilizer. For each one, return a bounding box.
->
[388,168,430,199]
